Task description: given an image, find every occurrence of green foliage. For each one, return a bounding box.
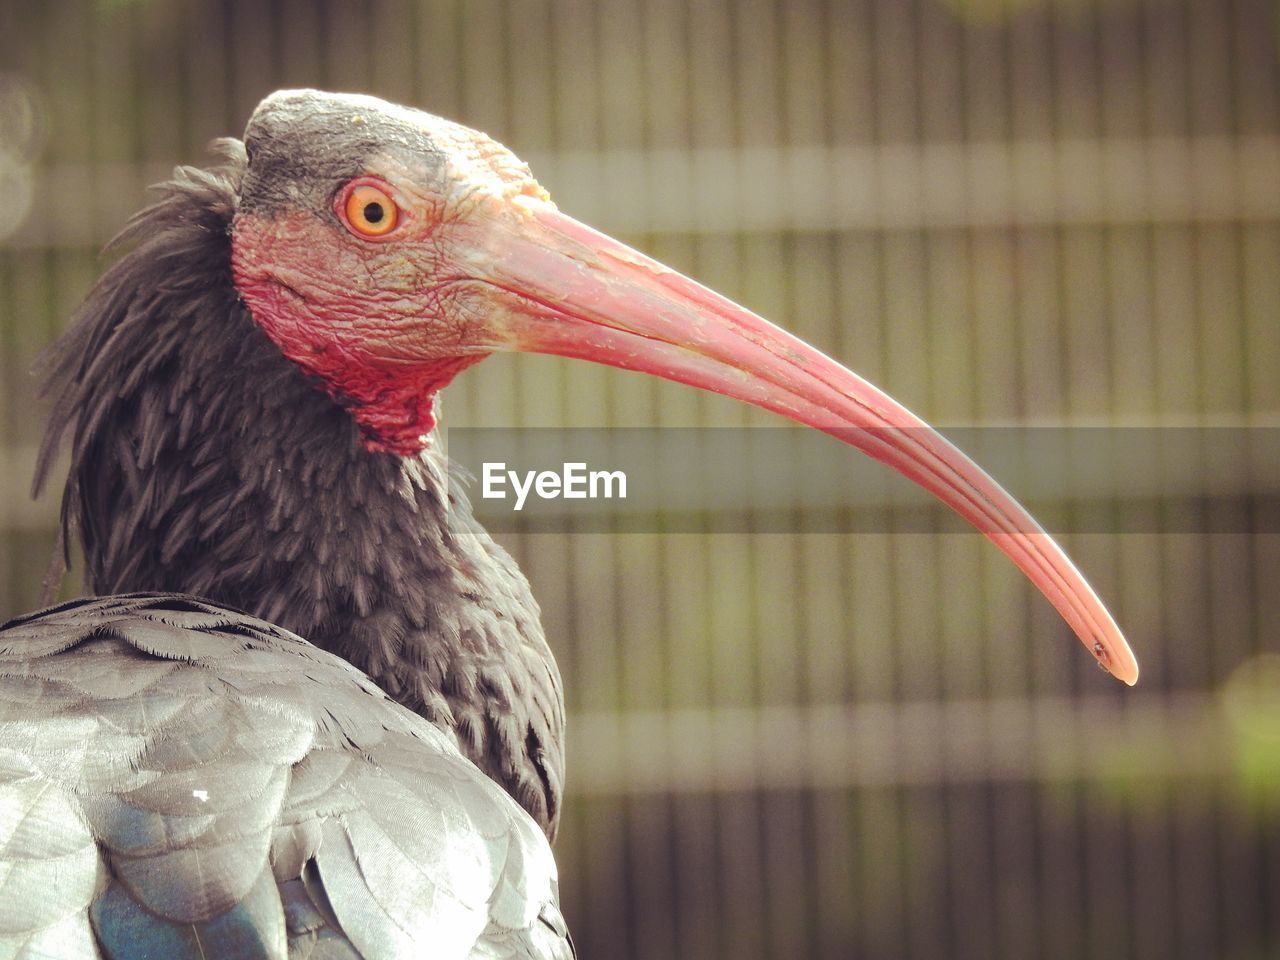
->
[1222,654,1280,813]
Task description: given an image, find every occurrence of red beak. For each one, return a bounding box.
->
[456,196,1138,685]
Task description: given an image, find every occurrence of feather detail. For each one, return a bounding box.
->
[33,143,565,839]
[0,595,570,959]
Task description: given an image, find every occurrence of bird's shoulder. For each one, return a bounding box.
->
[0,592,572,959]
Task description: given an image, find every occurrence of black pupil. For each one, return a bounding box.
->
[363,201,384,224]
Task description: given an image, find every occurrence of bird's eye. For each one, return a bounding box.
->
[340,182,400,238]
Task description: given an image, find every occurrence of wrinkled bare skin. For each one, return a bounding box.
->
[230,91,552,453]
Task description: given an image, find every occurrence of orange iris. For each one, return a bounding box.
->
[344,183,398,237]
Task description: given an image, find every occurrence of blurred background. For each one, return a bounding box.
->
[1,1,1278,957]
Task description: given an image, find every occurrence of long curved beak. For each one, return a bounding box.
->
[456,196,1138,685]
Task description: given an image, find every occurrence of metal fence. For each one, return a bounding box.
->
[1,1,1277,957]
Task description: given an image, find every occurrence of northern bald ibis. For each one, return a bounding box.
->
[1,90,1137,958]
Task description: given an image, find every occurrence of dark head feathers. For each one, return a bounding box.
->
[35,137,248,539]
[32,136,567,838]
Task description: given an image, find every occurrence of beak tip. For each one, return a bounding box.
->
[1109,645,1140,686]
[1091,626,1139,686]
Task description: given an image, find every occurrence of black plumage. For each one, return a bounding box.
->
[0,593,570,958]
[4,96,572,958]
[35,139,565,839]
[1,85,1138,960]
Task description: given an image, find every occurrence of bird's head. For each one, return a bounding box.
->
[231,89,547,446]
[230,89,1138,685]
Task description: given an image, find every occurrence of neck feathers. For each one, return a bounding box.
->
[35,142,565,838]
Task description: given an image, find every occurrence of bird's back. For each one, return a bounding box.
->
[0,593,572,960]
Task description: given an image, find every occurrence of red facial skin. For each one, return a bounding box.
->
[227,118,1138,686]
[232,206,488,453]
[231,117,548,454]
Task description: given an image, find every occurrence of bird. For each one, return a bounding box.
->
[0,89,1138,958]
